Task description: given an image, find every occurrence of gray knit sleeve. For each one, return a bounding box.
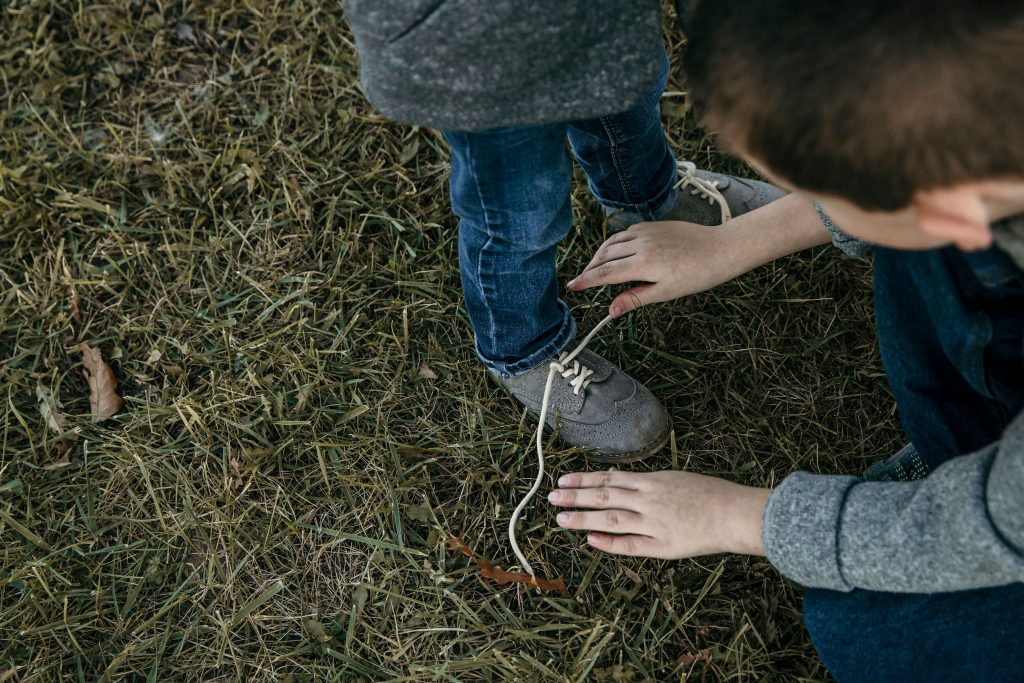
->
[814,201,872,259]
[761,410,1024,593]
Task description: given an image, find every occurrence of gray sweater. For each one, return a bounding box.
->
[340,0,665,131]
[762,216,1024,592]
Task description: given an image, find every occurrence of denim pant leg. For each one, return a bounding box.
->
[803,584,1024,683]
[444,46,678,376]
[567,46,679,221]
[444,124,577,377]
[872,245,1024,472]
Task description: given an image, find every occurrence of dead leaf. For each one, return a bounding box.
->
[79,343,123,422]
[36,383,68,433]
[69,293,81,324]
[145,348,162,365]
[446,536,567,595]
[677,649,712,668]
[54,440,74,463]
[416,363,438,380]
[406,504,433,523]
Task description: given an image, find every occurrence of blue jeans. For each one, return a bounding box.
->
[443,49,677,376]
[804,242,1024,682]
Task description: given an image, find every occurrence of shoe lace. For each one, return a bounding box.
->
[556,352,596,395]
[508,314,615,578]
[674,160,732,224]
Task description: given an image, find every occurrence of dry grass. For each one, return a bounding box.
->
[0,2,902,681]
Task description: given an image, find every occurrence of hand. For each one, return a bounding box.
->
[568,221,740,317]
[548,469,771,559]
[568,194,834,318]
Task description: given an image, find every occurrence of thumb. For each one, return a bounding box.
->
[610,285,653,317]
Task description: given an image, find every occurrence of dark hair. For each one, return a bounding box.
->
[685,0,1024,211]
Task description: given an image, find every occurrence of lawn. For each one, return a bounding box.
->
[0,2,903,681]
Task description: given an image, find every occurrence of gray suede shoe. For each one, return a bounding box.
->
[493,348,671,463]
[607,160,786,230]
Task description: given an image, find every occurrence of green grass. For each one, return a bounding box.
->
[0,2,903,681]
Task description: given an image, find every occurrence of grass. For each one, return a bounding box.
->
[0,2,904,681]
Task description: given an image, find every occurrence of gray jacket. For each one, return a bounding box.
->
[340,0,665,131]
[763,216,1024,592]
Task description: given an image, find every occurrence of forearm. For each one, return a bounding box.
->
[763,411,1024,592]
[712,193,832,278]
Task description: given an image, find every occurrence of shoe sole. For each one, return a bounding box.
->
[581,424,672,465]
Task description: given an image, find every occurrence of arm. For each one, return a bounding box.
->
[551,411,1024,593]
[763,410,1024,592]
[569,193,832,316]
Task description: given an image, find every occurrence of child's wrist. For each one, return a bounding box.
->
[723,485,772,556]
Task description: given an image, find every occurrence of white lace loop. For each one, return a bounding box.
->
[556,352,595,395]
[508,315,615,578]
[674,160,732,224]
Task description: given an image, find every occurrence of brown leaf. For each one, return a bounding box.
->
[36,383,68,433]
[677,649,712,668]
[621,565,643,584]
[54,440,74,464]
[446,536,567,595]
[79,342,123,422]
[416,363,438,380]
[69,293,81,324]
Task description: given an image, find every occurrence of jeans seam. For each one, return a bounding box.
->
[963,313,995,398]
[464,135,499,347]
[598,115,645,215]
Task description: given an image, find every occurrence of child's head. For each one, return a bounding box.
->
[685,0,1024,251]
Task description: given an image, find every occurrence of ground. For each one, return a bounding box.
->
[0,2,903,681]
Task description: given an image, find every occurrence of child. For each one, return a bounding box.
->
[549,1,1024,681]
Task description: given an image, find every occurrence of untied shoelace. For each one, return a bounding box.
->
[507,314,614,577]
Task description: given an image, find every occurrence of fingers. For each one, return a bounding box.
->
[609,284,654,317]
[555,508,644,535]
[580,239,637,274]
[547,485,637,510]
[586,532,660,557]
[568,258,640,292]
[567,235,644,292]
[556,470,645,491]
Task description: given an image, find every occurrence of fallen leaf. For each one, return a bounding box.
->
[36,383,68,433]
[416,363,438,380]
[446,536,567,595]
[54,440,74,463]
[406,504,433,524]
[79,343,123,422]
[145,348,162,365]
[69,293,81,324]
[621,566,642,584]
[677,649,712,668]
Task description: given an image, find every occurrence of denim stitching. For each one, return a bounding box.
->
[963,312,995,398]
[598,116,644,215]
[463,134,500,349]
